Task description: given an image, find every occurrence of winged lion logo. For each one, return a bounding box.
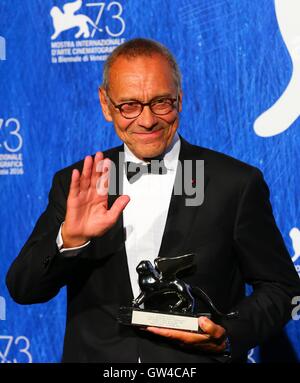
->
[50,0,102,40]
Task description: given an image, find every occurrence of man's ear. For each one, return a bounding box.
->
[99,87,113,122]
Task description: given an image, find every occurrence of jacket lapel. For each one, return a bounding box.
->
[158,138,210,258]
[105,145,134,302]
[94,145,125,258]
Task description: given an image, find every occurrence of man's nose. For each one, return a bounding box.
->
[137,105,158,129]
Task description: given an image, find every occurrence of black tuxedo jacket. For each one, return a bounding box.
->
[6,137,300,363]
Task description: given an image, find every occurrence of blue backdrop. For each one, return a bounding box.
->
[0,0,299,363]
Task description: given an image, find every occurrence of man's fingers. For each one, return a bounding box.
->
[198,316,226,342]
[95,158,111,196]
[145,325,226,353]
[108,195,130,223]
[145,326,208,345]
[91,152,104,188]
[80,156,93,191]
[69,169,81,198]
[145,317,227,349]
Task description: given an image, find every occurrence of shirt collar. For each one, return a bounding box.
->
[124,132,180,171]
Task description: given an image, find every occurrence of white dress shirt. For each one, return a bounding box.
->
[123,134,180,298]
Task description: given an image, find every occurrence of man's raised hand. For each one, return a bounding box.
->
[62,152,130,248]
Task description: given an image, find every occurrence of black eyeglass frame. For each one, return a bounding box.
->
[106,93,179,119]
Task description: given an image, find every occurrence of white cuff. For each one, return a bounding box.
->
[56,223,90,257]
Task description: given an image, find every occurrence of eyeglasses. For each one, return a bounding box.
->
[106,94,179,119]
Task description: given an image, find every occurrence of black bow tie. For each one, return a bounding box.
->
[125,160,167,183]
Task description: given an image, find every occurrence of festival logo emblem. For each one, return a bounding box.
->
[0,295,33,364]
[50,0,102,40]
[50,0,126,64]
[0,118,24,176]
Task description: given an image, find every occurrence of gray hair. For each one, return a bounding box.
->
[102,38,182,92]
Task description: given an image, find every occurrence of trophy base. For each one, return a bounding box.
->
[118,307,211,333]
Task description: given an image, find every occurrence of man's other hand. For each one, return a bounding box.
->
[144,316,227,353]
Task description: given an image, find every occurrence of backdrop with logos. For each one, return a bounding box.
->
[0,0,299,363]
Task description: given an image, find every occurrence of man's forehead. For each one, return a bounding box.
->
[109,54,172,76]
[107,54,176,92]
[111,52,169,66]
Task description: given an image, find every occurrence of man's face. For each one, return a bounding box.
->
[99,54,182,160]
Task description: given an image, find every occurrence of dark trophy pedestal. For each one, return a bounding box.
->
[118,254,238,333]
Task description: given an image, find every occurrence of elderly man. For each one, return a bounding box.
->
[6,38,300,363]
